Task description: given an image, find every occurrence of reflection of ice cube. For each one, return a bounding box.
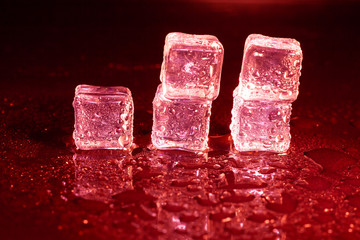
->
[152,85,212,152]
[160,32,224,101]
[73,85,134,150]
[239,34,302,101]
[73,150,133,203]
[230,87,291,153]
[145,151,209,238]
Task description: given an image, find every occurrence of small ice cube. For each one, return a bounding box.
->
[160,32,224,101]
[230,87,292,153]
[73,84,134,150]
[239,34,302,101]
[152,85,212,152]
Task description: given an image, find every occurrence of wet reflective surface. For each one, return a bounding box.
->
[2,99,360,239]
[1,1,360,239]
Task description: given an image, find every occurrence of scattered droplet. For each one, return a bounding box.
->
[291,117,321,129]
[346,194,360,208]
[265,192,297,213]
[305,149,357,174]
[300,176,331,191]
[179,213,199,222]
[220,193,255,203]
[162,203,186,212]
[210,212,235,222]
[247,212,276,223]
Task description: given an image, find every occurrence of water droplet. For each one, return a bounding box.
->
[159,126,166,132]
[346,194,360,208]
[213,164,221,169]
[220,192,255,203]
[300,176,331,191]
[179,213,199,222]
[162,203,186,212]
[194,194,218,206]
[210,212,235,222]
[279,91,292,99]
[118,135,130,148]
[305,149,357,174]
[247,212,276,223]
[265,192,297,213]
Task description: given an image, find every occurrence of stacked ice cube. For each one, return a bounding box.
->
[152,32,224,152]
[230,34,303,153]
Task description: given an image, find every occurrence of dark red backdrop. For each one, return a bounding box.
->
[1,0,360,239]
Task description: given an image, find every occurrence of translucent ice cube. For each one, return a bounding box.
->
[230,87,292,153]
[152,85,212,152]
[160,32,224,101]
[73,84,134,150]
[239,34,302,101]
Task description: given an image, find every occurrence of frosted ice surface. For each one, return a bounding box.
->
[73,85,134,150]
[152,85,212,152]
[230,87,291,153]
[239,34,302,101]
[160,32,224,101]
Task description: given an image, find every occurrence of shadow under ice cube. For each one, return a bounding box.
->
[240,34,302,101]
[230,88,291,153]
[73,84,134,150]
[152,85,211,152]
[160,32,224,101]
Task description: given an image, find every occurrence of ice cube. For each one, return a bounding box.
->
[239,34,302,101]
[152,85,212,152]
[160,32,224,101]
[230,87,292,153]
[73,84,134,150]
